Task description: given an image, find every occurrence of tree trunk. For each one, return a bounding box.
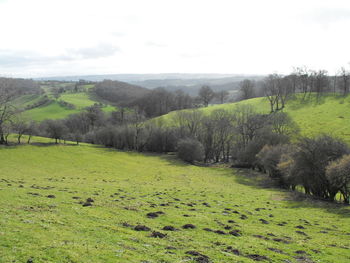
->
[0,132,5,144]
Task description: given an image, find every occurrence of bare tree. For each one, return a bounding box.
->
[262,74,280,112]
[239,79,255,100]
[338,67,350,96]
[26,121,38,144]
[198,86,215,107]
[12,118,28,144]
[41,119,68,144]
[0,78,18,144]
[231,104,264,147]
[294,67,310,100]
[210,109,233,162]
[172,110,203,138]
[215,90,230,104]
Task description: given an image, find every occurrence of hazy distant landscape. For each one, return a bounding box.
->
[36,73,263,96]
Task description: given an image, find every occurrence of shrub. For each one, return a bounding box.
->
[177,138,204,164]
[326,155,350,203]
[257,144,294,188]
[57,100,76,110]
[288,135,349,200]
[232,130,289,169]
[41,119,68,144]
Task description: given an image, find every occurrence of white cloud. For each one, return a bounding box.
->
[0,0,349,77]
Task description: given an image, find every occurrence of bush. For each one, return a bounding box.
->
[145,127,177,153]
[41,119,68,144]
[177,138,204,164]
[25,96,52,110]
[326,155,350,203]
[288,135,349,200]
[232,130,289,169]
[57,100,76,110]
[257,144,294,188]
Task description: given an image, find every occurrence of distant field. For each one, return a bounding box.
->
[12,94,45,108]
[22,101,81,121]
[60,92,101,109]
[0,138,349,262]
[158,94,350,143]
[16,91,116,122]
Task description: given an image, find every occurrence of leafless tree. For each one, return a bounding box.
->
[210,109,233,162]
[26,121,38,144]
[172,110,203,138]
[12,118,29,144]
[239,79,255,100]
[262,74,281,112]
[294,67,310,100]
[338,67,350,96]
[0,78,18,144]
[215,90,230,104]
[198,86,215,107]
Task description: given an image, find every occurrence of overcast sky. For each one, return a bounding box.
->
[0,0,349,77]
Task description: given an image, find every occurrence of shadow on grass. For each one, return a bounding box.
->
[4,142,349,217]
[232,168,350,218]
[96,145,191,168]
[0,142,80,148]
[31,142,81,147]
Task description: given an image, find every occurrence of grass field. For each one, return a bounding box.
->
[22,101,81,121]
[0,138,349,262]
[11,94,46,109]
[17,92,116,122]
[158,93,350,144]
[59,93,98,109]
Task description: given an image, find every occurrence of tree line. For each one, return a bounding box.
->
[14,102,348,204]
[1,68,350,204]
[94,80,231,118]
[237,66,350,111]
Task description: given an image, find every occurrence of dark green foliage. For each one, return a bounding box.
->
[177,138,204,163]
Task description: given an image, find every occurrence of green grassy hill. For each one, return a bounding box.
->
[14,84,116,121]
[14,89,350,143]
[158,94,350,143]
[0,138,349,262]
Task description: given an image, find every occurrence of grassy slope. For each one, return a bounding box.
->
[22,101,81,121]
[60,93,98,109]
[0,138,349,262]
[11,94,45,108]
[158,94,350,143]
[17,90,116,122]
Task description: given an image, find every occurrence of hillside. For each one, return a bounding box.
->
[94,80,150,106]
[0,137,349,262]
[157,94,350,144]
[12,83,116,122]
[36,74,263,97]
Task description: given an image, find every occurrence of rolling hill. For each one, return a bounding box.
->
[0,136,349,262]
[14,83,350,145]
[157,93,350,144]
[12,83,116,122]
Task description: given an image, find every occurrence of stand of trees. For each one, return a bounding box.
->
[2,68,350,204]
[24,102,350,203]
[257,135,350,203]
[0,78,20,144]
[235,66,350,110]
